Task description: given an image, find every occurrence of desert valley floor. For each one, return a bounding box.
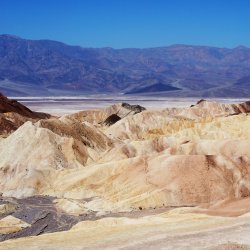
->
[14,96,249,116]
[1,94,250,249]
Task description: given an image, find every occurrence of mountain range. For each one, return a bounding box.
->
[0,34,250,97]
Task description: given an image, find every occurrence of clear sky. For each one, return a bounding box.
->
[0,0,250,48]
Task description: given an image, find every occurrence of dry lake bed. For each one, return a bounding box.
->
[13,95,249,115]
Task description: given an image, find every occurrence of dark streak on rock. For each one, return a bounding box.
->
[0,195,177,242]
[121,103,146,114]
[103,114,121,126]
[205,155,217,170]
[0,196,86,242]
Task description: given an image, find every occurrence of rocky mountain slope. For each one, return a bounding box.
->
[0,93,50,137]
[1,34,250,97]
[0,99,250,205]
[1,97,250,249]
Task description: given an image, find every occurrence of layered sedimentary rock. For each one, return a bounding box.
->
[64,102,145,125]
[0,93,49,119]
[0,216,30,234]
[105,100,250,140]
[0,118,112,197]
[0,93,50,137]
[1,99,250,248]
[0,100,250,207]
[1,207,250,249]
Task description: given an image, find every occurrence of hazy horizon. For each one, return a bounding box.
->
[2,33,250,50]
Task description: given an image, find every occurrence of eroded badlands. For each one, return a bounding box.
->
[1,95,250,249]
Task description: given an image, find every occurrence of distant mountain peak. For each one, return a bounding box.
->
[0,34,22,39]
[234,45,249,50]
[0,35,250,97]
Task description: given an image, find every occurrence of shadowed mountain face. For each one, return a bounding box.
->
[0,34,250,97]
[0,93,49,119]
[0,93,50,137]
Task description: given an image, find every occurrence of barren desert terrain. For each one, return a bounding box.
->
[1,94,250,249]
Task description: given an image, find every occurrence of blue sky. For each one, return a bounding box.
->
[0,0,249,48]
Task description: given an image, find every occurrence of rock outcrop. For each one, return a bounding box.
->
[0,100,250,207]
[0,93,49,119]
[0,93,50,137]
[1,99,250,248]
[64,102,146,125]
[102,114,121,126]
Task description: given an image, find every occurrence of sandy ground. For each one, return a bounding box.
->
[1,208,250,250]
[2,197,250,249]
[105,221,250,250]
